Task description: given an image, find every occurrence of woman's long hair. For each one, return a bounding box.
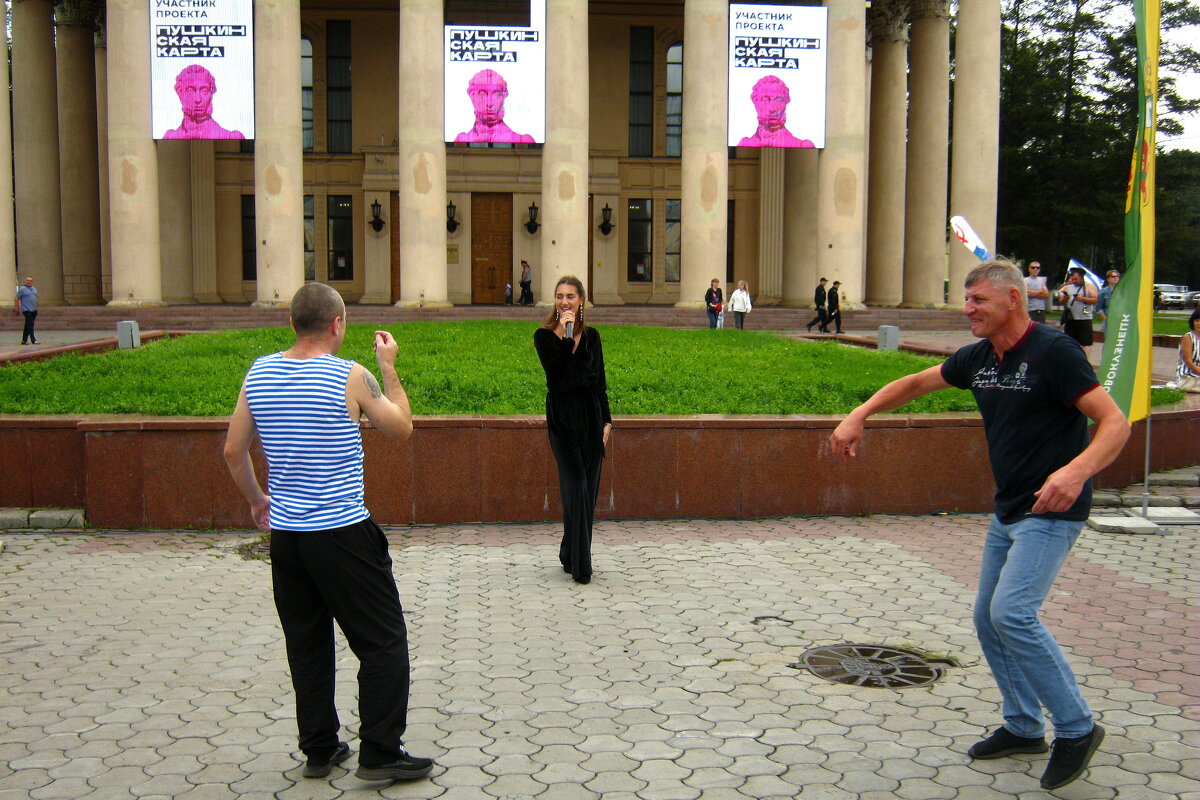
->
[540,275,589,332]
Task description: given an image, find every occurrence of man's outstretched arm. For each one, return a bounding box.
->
[828,365,952,460]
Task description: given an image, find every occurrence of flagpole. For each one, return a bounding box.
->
[1141,414,1151,519]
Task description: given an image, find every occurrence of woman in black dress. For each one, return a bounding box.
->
[533,276,612,584]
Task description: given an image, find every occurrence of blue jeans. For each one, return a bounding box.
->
[707,309,719,328]
[974,515,1093,739]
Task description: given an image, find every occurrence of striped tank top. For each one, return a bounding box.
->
[244,352,369,531]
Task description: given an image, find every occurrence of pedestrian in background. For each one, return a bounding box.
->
[1170,308,1200,392]
[1096,270,1119,332]
[806,277,829,333]
[827,281,844,334]
[704,278,723,329]
[1025,262,1048,324]
[728,280,753,330]
[1056,267,1098,357]
[518,260,534,306]
[14,276,38,345]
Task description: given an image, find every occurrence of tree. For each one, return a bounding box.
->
[994,0,1199,284]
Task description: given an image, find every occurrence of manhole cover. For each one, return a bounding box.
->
[793,644,947,688]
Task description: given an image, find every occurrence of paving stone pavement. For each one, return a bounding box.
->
[1,515,1197,800]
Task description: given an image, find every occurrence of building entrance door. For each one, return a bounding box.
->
[471,192,512,304]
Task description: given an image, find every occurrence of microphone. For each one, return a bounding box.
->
[565,321,574,340]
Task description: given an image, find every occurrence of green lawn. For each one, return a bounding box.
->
[1154,315,1196,336]
[0,321,1182,415]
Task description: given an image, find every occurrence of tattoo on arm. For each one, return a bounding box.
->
[363,371,383,399]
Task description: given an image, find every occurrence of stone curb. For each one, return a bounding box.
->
[0,508,87,530]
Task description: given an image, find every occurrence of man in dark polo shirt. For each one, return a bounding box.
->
[828,260,1129,791]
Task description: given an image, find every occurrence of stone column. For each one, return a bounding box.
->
[157,142,194,302]
[781,150,820,306]
[107,0,162,306]
[949,0,1000,291]
[901,0,950,308]
[815,0,868,306]
[56,1,103,304]
[12,0,64,303]
[0,1,16,297]
[540,0,589,301]
[95,23,112,301]
[190,142,220,303]
[677,0,729,309]
[397,0,450,307]
[865,0,909,306]
[254,0,304,307]
[361,190,392,304]
[756,149,784,305]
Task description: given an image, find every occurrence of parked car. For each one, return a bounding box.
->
[1153,284,1198,308]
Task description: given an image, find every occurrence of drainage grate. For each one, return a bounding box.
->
[792,644,948,688]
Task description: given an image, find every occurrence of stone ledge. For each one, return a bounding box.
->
[0,508,87,530]
[1088,515,1161,534]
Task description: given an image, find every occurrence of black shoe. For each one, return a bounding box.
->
[302,742,351,778]
[806,323,813,332]
[573,574,591,584]
[1040,724,1105,790]
[967,727,1049,760]
[356,750,435,782]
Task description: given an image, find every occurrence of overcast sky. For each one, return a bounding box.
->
[1161,24,1200,152]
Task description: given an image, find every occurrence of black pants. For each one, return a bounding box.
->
[270,518,410,765]
[548,428,603,580]
[733,311,746,330]
[807,308,827,331]
[519,280,534,305]
[21,310,37,343]
[827,309,842,333]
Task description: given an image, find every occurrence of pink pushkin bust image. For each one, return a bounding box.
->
[737,75,814,149]
[454,69,535,144]
[163,64,245,140]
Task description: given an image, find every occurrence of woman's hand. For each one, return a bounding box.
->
[603,423,612,446]
[560,308,576,334]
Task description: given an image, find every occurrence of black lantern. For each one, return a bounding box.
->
[524,202,541,234]
[368,199,385,233]
[598,204,615,236]
[446,200,459,233]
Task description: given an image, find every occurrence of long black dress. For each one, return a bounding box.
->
[533,325,612,582]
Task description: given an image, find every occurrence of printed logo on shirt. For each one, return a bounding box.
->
[971,362,1034,392]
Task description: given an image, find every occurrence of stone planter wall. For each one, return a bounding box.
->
[2,407,1196,530]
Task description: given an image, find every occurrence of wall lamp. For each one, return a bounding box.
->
[446,200,459,233]
[524,202,541,234]
[598,204,615,236]
[368,199,385,232]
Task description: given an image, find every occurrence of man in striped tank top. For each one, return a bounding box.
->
[224,283,434,783]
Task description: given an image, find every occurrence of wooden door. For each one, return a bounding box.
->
[471,192,512,304]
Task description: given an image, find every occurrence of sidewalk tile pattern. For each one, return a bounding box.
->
[1,514,1196,799]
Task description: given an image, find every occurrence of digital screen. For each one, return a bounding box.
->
[444,0,546,144]
[151,0,255,140]
[728,4,827,149]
